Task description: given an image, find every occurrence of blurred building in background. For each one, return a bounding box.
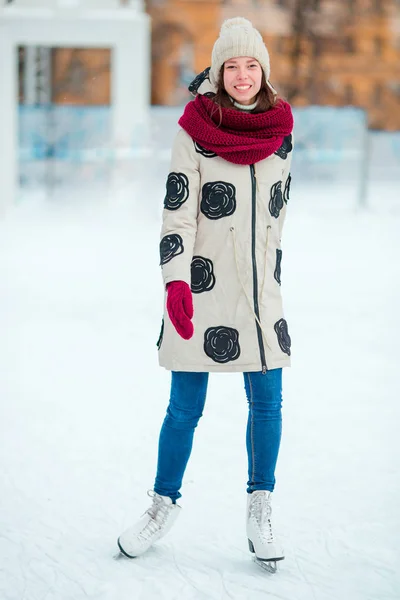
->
[14,0,400,130]
[148,0,400,130]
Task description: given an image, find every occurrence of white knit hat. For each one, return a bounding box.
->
[209,17,271,87]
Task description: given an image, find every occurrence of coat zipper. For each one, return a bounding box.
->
[250,164,268,374]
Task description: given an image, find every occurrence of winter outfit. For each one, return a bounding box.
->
[118,17,293,566]
[158,84,293,373]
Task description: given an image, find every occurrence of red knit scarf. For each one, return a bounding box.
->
[178,94,294,165]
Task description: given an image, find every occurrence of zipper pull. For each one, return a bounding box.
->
[262,365,267,375]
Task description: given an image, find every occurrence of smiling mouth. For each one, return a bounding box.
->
[235,85,252,91]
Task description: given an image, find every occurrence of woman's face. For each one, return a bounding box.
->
[223,57,262,106]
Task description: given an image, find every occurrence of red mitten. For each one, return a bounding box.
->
[166,280,194,340]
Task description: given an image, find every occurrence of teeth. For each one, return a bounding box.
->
[235,85,251,90]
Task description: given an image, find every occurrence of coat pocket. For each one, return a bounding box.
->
[156,318,164,350]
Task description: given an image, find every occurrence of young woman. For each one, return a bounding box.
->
[118,17,294,567]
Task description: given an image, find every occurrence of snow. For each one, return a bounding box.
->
[1,131,400,599]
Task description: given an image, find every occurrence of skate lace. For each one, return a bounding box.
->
[137,491,170,543]
[250,493,274,544]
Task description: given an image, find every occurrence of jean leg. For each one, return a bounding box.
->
[154,371,209,501]
[244,369,283,493]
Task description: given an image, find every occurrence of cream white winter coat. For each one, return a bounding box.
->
[158,96,293,373]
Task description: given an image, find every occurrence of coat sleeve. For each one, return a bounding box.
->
[159,130,200,286]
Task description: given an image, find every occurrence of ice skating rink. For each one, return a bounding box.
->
[1,141,399,599]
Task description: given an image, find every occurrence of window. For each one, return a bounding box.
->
[275,37,285,53]
[345,36,355,53]
[344,83,353,105]
[319,37,345,54]
[374,83,383,104]
[374,37,383,55]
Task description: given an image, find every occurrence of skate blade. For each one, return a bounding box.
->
[253,556,278,574]
[117,539,137,559]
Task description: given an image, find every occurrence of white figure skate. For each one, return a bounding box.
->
[118,490,181,558]
[246,490,284,573]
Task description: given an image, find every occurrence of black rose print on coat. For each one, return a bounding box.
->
[204,326,241,363]
[203,91,216,98]
[201,181,236,220]
[164,172,189,211]
[191,256,216,294]
[269,181,284,218]
[194,141,217,159]
[188,67,210,95]
[274,134,293,160]
[284,173,291,204]
[274,318,291,356]
[274,249,282,285]
[160,234,184,265]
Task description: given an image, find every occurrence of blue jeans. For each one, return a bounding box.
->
[154,369,283,502]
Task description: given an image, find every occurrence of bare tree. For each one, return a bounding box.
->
[286,0,350,104]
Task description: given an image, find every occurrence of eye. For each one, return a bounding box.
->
[226,65,236,70]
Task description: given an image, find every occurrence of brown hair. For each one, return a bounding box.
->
[212,64,280,114]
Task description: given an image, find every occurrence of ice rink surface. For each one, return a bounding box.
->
[1,139,399,599]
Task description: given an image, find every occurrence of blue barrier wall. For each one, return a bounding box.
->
[18,105,399,185]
